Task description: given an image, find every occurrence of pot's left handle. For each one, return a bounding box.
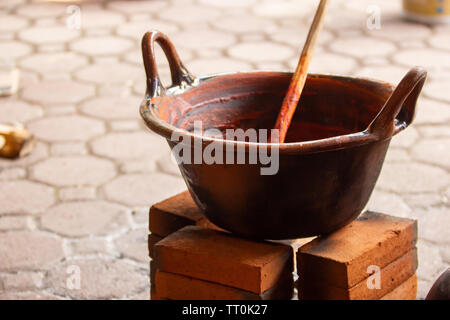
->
[142,30,196,98]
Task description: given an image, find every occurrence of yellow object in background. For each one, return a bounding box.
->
[403,0,450,23]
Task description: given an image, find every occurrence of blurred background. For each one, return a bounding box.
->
[0,0,448,299]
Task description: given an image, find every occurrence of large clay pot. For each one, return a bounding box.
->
[140,31,427,239]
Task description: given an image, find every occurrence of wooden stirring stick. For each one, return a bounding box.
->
[273,0,329,143]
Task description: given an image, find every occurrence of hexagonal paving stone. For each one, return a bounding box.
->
[1,271,46,292]
[22,80,95,105]
[32,156,116,187]
[324,10,367,32]
[330,37,396,57]
[19,52,88,74]
[343,0,402,13]
[130,207,149,225]
[171,29,236,50]
[16,70,40,89]
[411,138,450,169]
[19,26,80,44]
[368,20,431,41]
[28,115,105,142]
[418,125,450,138]
[74,62,144,85]
[117,20,178,40]
[71,238,109,255]
[0,292,61,300]
[411,207,450,244]
[253,0,313,18]
[377,162,449,193]
[200,0,257,7]
[159,4,222,23]
[120,159,157,173]
[187,58,252,75]
[367,189,411,217]
[104,172,186,206]
[48,258,147,299]
[0,168,26,181]
[441,246,450,264]
[0,231,63,271]
[71,36,134,56]
[255,61,287,71]
[228,42,293,62]
[0,181,55,215]
[16,2,67,18]
[393,48,450,69]
[417,239,447,282]
[91,131,167,160]
[0,216,29,231]
[0,0,23,9]
[212,15,276,33]
[353,65,411,84]
[270,25,333,47]
[403,192,444,209]
[107,0,168,13]
[424,81,450,103]
[40,201,130,237]
[110,120,141,131]
[415,98,450,125]
[129,290,150,300]
[0,99,43,123]
[289,52,357,75]
[115,228,148,263]
[390,126,420,148]
[50,142,87,156]
[80,9,125,29]
[80,95,141,119]
[428,33,450,51]
[0,14,29,31]
[58,187,96,201]
[0,41,32,60]
[384,148,411,163]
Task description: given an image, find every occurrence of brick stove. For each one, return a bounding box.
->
[148,191,418,300]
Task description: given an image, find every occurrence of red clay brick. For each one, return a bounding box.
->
[154,226,293,294]
[150,260,156,285]
[155,270,293,300]
[149,191,204,236]
[150,260,159,300]
[149,190,224,236]
[299,248,417,300]
[381,274,417,300]
[298,211,417,288]
[148,233,163,258]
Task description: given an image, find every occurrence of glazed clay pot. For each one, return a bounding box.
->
[140,31,427,240]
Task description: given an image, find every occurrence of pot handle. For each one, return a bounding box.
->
[368,67,427,140]
[141,30,196,98]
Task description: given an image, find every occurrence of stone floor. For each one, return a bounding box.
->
[0,0,448,300]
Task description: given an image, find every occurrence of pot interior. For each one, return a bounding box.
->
[152,72,394,143]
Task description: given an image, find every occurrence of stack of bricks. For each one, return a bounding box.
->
[148,191,294,300]
[297,211,418,300]
[148,191,418,300]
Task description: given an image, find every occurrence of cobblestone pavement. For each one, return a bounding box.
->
[0,0,448,300]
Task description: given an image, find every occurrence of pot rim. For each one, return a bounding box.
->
[140,71,400,155]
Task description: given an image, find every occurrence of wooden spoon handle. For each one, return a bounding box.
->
[273,0,329,143]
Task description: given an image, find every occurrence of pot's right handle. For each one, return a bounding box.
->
[141,30,196,98]
[368,67,427,140]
